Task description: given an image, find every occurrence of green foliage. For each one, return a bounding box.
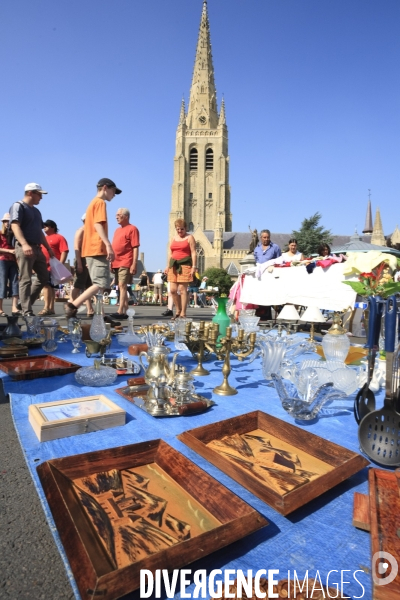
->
[201,267,233,295]
[291,212,333,257]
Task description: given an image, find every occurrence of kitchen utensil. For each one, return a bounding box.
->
[354,296,382,423]
[358,295,400,466]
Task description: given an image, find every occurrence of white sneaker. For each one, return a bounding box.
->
[77,305,86,314]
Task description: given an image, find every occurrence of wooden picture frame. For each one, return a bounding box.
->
[178,411,369,515]
[0,354,80,380]
[29,395,126,442]
[37,440,267,600]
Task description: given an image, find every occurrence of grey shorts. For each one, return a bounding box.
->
[85,256,111,289]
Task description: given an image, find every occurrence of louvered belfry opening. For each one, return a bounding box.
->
[206,148,213,171]
[190,148,198,170]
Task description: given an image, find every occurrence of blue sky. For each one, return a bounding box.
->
[1,0,399,270]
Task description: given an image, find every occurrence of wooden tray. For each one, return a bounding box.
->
[0,354,80,380]
[37,440,267,600]
[29,395,126,442]
[353,469,400,599]
[178,411,369,515]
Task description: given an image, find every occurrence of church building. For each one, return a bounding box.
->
[168,0,251,276]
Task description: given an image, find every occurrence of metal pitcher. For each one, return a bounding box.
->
[139,345,178,384]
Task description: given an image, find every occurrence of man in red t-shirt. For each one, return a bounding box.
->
[40,219,69,315]
[110,208,140,318]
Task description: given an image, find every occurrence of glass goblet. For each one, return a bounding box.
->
[71,331,82,354]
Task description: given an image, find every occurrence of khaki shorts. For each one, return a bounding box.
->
[114,266,132,285]
[167,264,193,284]
[85,256,111,289]
[73,257,92,290]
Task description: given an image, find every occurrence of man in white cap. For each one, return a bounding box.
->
[70,214,94,317]
[9,183,54,316]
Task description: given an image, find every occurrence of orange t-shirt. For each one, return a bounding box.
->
[81,197,108,258]
[111,224,140,268]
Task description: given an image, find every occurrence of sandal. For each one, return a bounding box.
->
[0,311,7,317]
[38,308,55,316]
[64,302,78,318]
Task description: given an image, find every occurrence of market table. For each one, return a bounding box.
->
[4,336,375,599]
[240,263,357,311]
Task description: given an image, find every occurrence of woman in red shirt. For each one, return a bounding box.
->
[165,219,196,319]
[0,213,19,316]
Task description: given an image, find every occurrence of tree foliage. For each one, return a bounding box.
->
[201,267,233,295]
[290,212,333,257]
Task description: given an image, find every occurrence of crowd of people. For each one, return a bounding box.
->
[1,186,333,322]
[1,179,140,322]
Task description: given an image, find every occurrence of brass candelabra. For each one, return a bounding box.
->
[183,322,257,395]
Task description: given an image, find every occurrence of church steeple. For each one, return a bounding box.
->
[362,190,373,235]
[186,0,218,129]
[371,207,386,246]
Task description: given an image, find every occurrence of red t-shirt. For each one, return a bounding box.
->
[41,233,69,266]
[0,233,16,262]
[111,224,140,268]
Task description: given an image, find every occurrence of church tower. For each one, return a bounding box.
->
[169,1,232,245]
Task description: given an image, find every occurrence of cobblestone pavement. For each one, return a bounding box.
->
[0,299,212,599]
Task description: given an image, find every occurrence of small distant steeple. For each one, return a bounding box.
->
[371,207,386,246]
[362,189,373,235]
[391,225,400,245]
[179,97,186,125]
[218,97,226,126]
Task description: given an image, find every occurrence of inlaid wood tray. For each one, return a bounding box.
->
[0,354,80,380]
[353,469,400,599]
[37,440,267,600]
[178,411,369,515]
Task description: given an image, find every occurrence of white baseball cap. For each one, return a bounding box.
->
[1,213,10,221]
[25,183,48,194]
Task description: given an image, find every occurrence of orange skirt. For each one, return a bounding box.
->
[167,264,193,284]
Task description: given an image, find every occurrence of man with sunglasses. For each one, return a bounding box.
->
[9,183,54,316]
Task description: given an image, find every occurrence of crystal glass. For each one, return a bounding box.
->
[238,315,260,332]
[272,373,346,420]
[41,325,58,353]
[249,332,287,380]
[71,331,82,354]
[322,332,350,362]
[75,360,118,386]
[174,318,192,350]
[117,308,144,346]
[24,315,41,339]
[299,359,360,396]
[90,293,107,342]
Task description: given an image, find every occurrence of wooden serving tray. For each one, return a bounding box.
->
[178,411,369,515]
[353,469,400,599]
[37,440,267,600]
[0,354,80,380]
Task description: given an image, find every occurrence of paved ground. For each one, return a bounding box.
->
[0,299,212,600]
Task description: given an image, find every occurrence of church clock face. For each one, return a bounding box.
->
[198,115,207,125]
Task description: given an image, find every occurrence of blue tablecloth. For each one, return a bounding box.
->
[6,337,376,599]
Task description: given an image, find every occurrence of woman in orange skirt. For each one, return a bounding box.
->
[165,219,197,319]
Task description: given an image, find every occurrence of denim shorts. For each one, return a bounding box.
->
[0,260,19,298]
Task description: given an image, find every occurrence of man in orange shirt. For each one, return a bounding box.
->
[64,178,121,319]
[110,208,140,319]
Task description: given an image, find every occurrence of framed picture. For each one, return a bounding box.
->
[29,395,125,442]
[178,411,369,515]
[37,440,267,600]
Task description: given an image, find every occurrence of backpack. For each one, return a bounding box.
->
[6,202,25,247]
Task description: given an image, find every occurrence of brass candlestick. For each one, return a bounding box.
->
[211,327,257,396]
[183,321,212,376]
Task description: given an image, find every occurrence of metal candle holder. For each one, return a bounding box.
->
[211,326,257,395]
[183,321,219,376]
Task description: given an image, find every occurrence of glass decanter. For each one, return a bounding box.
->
[41,325,58,353]
[321,313,350,363]
[117,308,144,346]
[90,293,107,342]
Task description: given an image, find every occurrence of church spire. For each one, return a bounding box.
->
[362,190,373,235]
[371,207,386,246]
[218,97,226,126]
[186,0,218,129]
[179,97,186,124]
